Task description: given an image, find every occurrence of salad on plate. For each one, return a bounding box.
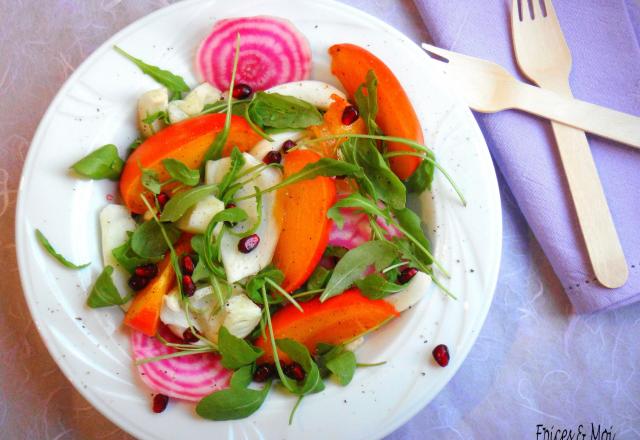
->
[36,15,464,422]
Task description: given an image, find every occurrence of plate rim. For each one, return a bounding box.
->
[15,0,503,438]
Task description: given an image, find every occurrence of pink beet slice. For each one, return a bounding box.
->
[196,16,312,91]
[131,330,231,401]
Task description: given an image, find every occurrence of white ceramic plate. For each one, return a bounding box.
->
[16,0,502,438]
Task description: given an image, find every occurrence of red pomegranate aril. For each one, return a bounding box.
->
[152,393,169,413]
[226,203,236,209]
[341,105,360,125]
[238,234,260,253]
[284,362,305,381]
[232,83,252,99]
[157,192,170,208]
[253,364,276,382]
[281,139,296,153]
[263,150,282,165]
[320,255,339,269]
[181,254,195,275]
[182,275,196,297]
[128,274,149,291]
[135,263,158,279]
[432,344,450,367]
[182,328,200,344]
[397,267,418,284]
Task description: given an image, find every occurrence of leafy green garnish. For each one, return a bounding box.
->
[87,266,130,308]
[218,147,246,200]
[229,365,254,389]
[327,193,386,229]
[248,92,323,129]
[405,153,436,193]
[162,158,200,186]
[325,350,357,386]
[142,110,170,125]
[141,167,161,194]
[112,232,160,273]
[196,380,271,421]
[353,70,381,136]
[210,206,248,225]
[321,240,399,301]
[35,229,90,269]
[130,220,181,258]
[393,207,432,264]
[306,265,332,290]
[245,266,285,304]
[71,144,123,181]
[355,273,404,299]
[114,46,189,100]
[276,339,325,395]
[218,326,263,370]
[159,184,218,222]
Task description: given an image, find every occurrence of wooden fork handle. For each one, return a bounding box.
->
[511,82,640,149]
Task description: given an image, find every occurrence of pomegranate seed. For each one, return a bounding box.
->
[182,328,199,344]
[156,192,170,208]
[182,275,196,297]
[397,267,418,284]
[152,394,169,413]
[181,254,195,275]
[134,263,158,279]
[128,274,149,291]
[253,364,276,382]
[320,255,339,269]
[281,139,296,153]
[226,203,236,209]
[341,105,360,125]
[284,362,305,381]
[238,234,260,253]
[232,83,252,99]
[432,344,450,367]
[262,150,282,165]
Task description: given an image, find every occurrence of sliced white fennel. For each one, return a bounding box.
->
[266,80,346,110]
[176,195,225,234]
[384,271,432,312]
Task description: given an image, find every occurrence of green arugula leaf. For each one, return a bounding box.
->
[218,147,246,198]
[354,139,406,209]
[321,240,399,301]
[114,46,189,99]
[131,220,181,258]
[196,380,271,420]
[327,193,386,229]
[162,158,200,186]
[71,144,123,181]
[325,350,357,386]
[354,70,381,135]
[230,365,254,389]
[355,273,404,299]
[35,229,90,270]
[245,266,285,304]
[141,168,161,194]
[276,339,325,395]
[159,184,218,222]
[406,155,436,193]
[87,266,129,308]
[142,110,170,125]
[128,138,143,152]
[249,92,323,129]
[112,232,161,273]
[218,326,263,370]
[306,265,332,290]
[392,207,432,263]
[210,206,249,225]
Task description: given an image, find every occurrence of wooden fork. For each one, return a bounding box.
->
[511,0,628,288]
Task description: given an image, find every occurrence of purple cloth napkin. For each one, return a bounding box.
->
[413,0,640,313]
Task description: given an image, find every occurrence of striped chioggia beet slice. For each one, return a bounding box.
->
[196,16,312,91]
[131,330,231,401]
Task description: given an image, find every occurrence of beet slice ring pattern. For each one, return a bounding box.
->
[196,16,312,91]
[131,330,231,401]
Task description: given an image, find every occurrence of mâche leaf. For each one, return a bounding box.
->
[141,167,161,194]
[321,240,399,301]
[245,266,285,304]
[218,326,263,370]
[71,144,123,181]
[230,365,254,389]
[35,229,90,269]
[355,273,404,299]
[159,184,218,222]
[276,339,325,396]
[112,232,161,273]
[325,350,357,385]
[162,158,200,186]
[114,46,189,99]
[131,220,181,258]
[87,266,130,308]
[196,380,271,421]
[353,139,406,209]
[249,92,323,129]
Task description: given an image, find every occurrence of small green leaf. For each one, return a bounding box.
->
[306,266,332,290]
[218,147,246,198]
[114,46,189,98]
[355,140,406,209]
[142,110,170,125]
[218,326,263,370]
[111,233,160,273]
[327,193,386,229]
[355,273,404,299]
[354,70,381,136]
[245,266,285,304]
[321,240,399,301]
[325,350,357,385]
[230,365,254,389]
[393,207,432,263]
[159,184,218,222]
[210,206,249,225]
[162,158,200,186]
[35,229,90,269]
[131,220,181,258]
[276,339,325,395]
[141,168,161,194]
[406,156,436,193]
[71,144,123,181]
[249,92,323,129]
[196,380,271,420]
[87,266,129,308]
